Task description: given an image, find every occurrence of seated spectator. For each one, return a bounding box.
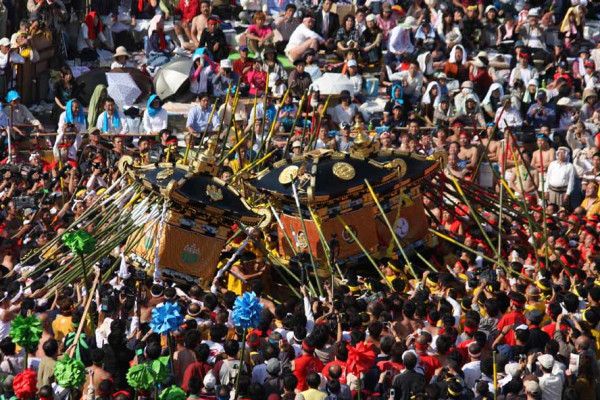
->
[142,95,168,135]
[199,17,229,62]
[245,11,273,55]
[78,12,113,62]
[96,98,128,134]
[285,17,325,62]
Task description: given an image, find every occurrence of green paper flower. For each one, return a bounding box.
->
[151,356,170,383]
[9,315,42,353]
[54,354,86,388]
[62,230,96,255]
[159,386,186,400]
[126,364,157,391]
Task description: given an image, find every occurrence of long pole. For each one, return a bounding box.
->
[291,180,323,297]
[364,179,418,280]
[336,215,393,289]
[282,92,307,158]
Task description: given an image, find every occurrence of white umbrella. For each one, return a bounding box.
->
[106,72,142,108]
[310,73,355,97]
[153,58,194,100]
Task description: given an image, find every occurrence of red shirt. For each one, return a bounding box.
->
[322,360,348,384]
[418,353,441,383]
[497,310,526,331]
[182,361,211,392]
[175,0,200,22]
[293,354,323,390]
[233,58,253,83]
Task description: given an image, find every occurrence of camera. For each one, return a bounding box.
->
[134,269,147,282]
[100,296,113,312]
[14,196,36,210]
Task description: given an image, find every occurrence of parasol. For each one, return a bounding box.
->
[310,73,355,97]
[106,73,142,108]
[111,67,153,100]
[153,58,193,100]
[76,68,109,106]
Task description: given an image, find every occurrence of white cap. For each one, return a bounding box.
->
[557,97,571,106]
[347,59,358,68]
[0,38,9,47]
[538,354,554,369]
[366,14,377,22]
[220,59,233,69]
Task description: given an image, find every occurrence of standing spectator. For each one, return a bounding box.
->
[545,147,576,207]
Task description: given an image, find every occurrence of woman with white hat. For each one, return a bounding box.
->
[110,46,133,70]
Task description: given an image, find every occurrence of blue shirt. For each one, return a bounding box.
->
[186,105,221,132]
[526,103,557,128]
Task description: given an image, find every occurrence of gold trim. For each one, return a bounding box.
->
[332,162,356,180]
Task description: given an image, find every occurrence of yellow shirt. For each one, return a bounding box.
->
[581,197,600,218]
[52,315,74,343]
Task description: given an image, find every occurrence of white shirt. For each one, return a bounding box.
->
[545,160,576,194]
[329,103,358,125]
[0,51,24,72]
[495,106,523,129]
[509,65,539,88]
[96,111,129,134]
[322,11,329,37]
[539,371,564,400]
[462,360,481,389]
[54,111,85,161]
[287,23,324,50]
[142,108,168,134]
[388,25,414,54]
[77,23,108,52]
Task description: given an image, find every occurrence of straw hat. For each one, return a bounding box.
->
[112,46,130,59]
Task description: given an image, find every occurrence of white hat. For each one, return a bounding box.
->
[220,58,233,69]
[528,8,541,17]
[505,363,521,378]
[112,46,130,59]
[366,14,377,23]
[528,79,539,87]
[538,354,554,369]
[557,97,571,106]
[203,371,217,390]
[292,140,302,148]
[524,380,541,395]
[347,59,358,68]
[485,5,497,13]
[402,16,418,29]
[0,38,10,47]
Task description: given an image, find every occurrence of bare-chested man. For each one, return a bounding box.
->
[480,123,500,163]
[84,348,113,395]
[496,128,519,173]
[509,152,539,200]
[446,153,469,180]
[186,0,212,50]
[393,300,424,338]
[531,131,555,191]
[458,131,481,171]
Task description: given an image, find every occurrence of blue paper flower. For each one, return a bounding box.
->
[150,302,184,334]
[232,291,264,329]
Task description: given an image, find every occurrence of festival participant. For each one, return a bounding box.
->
[110,46,134,69]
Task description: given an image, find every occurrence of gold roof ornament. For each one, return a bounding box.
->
[351,131,377,157]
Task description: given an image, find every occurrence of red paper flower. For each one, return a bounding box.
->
[13,369,37,399]
[346,342,376,375]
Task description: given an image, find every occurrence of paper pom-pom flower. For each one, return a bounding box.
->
[232,291,263,329]
[10,315,42,353]
[54,354,86,388]
[13,369,37,399]
[127,364,156,391]
[159,386,186,400]
[62,230,96,255]
[151,356,170,383]
[150,302,184,335]
[346,342,376,375]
